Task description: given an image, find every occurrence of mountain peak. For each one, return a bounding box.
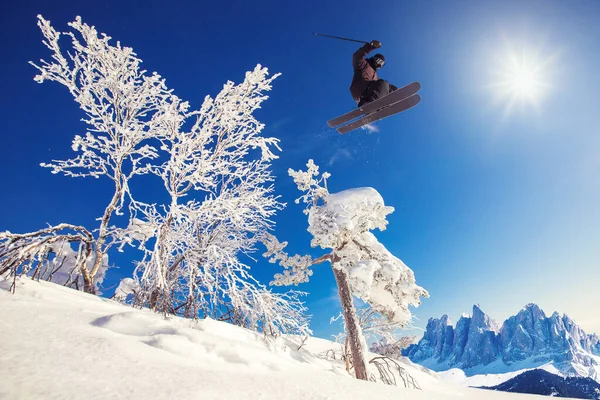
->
[470,304,499,333]
[522,303,545,317]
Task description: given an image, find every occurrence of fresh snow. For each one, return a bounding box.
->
[316,187,386,233]
[421,350,596,388]
[0,278,562,399]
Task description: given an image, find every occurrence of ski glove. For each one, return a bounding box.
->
[370,40,382,49]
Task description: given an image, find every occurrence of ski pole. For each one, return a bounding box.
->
[313,33,370,44]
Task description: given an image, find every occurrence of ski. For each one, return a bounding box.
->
[337,94,421,135]
[327,81,421,128]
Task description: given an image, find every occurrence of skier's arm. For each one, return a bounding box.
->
[352,40,381,69]
[389,83,398,92]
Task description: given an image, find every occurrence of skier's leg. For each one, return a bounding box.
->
[358,79,390,107]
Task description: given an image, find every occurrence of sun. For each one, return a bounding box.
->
[501,53,546,100]
[488,43,555,114]
[508,66,537,97]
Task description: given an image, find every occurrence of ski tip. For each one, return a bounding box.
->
[406,81,421,93]
[403,93,422,108]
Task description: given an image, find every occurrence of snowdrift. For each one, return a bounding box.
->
[0,279,556,399]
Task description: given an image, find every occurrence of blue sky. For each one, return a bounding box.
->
[1,0,599,339]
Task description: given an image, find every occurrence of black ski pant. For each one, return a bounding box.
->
[358,79,390,107]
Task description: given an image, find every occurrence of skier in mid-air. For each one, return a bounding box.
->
[350,40,398,107]
[316,32,420,133]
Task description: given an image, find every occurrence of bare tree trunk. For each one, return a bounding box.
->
[79,242,95,294]
[149,288,159,310]
[88,176,124,293]
[344,337,351,373]
[332,258,368,381]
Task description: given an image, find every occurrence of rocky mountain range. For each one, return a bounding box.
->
[403,304,600,382]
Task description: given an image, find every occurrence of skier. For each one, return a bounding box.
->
[350,40,398,107]
[315,32,421,133]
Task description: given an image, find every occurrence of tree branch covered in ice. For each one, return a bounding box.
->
[269,160,429,380]
[262,233,317,286]
[0,224,108,293]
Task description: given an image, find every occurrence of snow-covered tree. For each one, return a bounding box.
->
[114,65,310,336]
[266,160,429,380]
[1,15,175,293]
[126,64,282,313]
[1,15,310,338]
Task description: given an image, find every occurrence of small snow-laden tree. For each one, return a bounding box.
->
[118,65,311,336]
[225,284,312,337]
[331,306,415,365]
[357,305,417,361]
[358,306,415,345]
[265,160,429,380]
[369,334,416,360]
[126,200,311,337]
[329,306,416,373]
[0,15,177,293]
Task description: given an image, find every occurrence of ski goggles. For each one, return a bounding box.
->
[373,57,385,68]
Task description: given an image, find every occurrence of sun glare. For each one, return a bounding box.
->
[488,42,555,115]
[503,55,545,100]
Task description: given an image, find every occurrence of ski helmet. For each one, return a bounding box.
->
[369,54,385,69]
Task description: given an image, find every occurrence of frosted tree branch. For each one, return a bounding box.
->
[0,224,103,293]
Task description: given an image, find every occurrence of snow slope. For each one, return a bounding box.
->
[0,279,560,399]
